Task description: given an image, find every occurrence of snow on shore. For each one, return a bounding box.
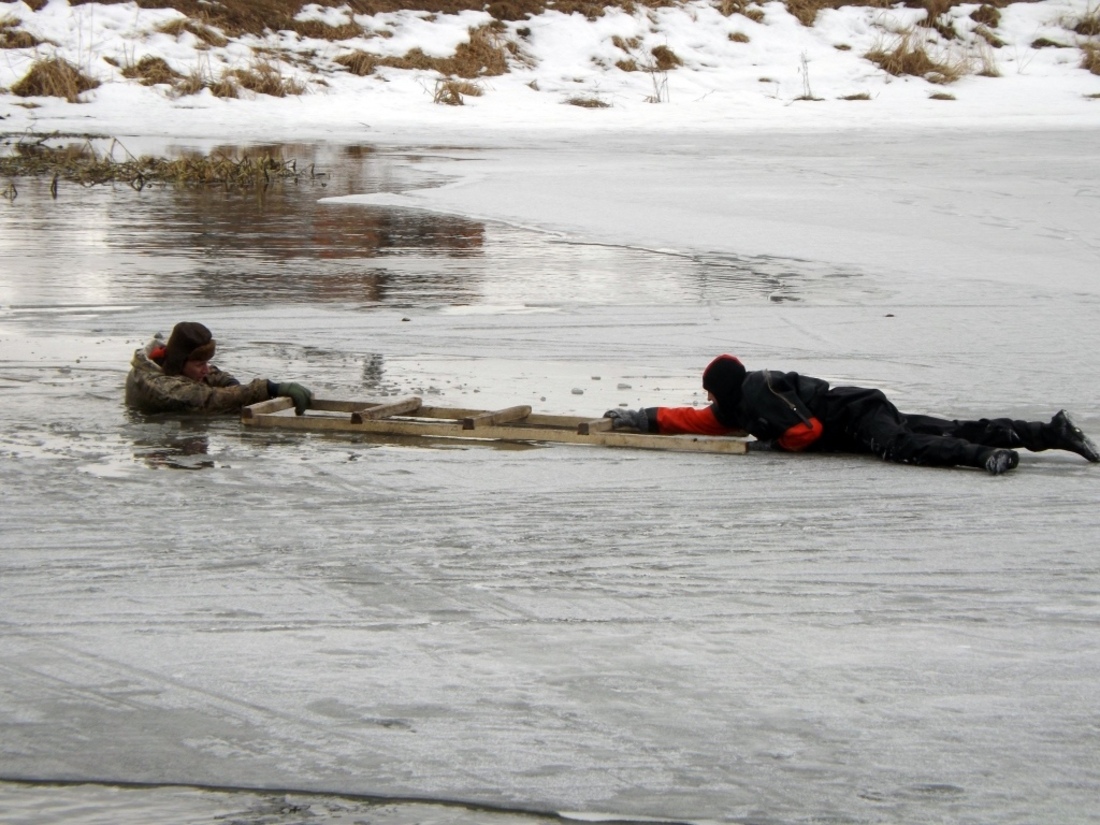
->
[1,0,1099,141]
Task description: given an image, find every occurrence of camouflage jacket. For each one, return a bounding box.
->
[125,334,271,415]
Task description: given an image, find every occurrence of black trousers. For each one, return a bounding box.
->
[815,387,1053,468]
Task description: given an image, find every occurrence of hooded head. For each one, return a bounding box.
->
[702,354,746,420]
[162,322,216,377]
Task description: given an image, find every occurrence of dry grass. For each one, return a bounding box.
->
[11,57,100,102]
[121,55,183,86]
[13,0,1073,106]
[0,137,319,190]
[335,25,516,79]
[973,40,999,77]
[865,31,969,84]
[649,44,682,71]
[1072,6,1100,37]
[1,16,42,48]
[969,4,1000,28]
[1031,37,1069,49]
[165,56,304,98]
[290,19,364,41]
[974,25,1004,49]
[566,95,610,107]
[1083,43,1100,76]
[64,0,1000,35]
[433,77,483,104]
[335,51,379,76]
[839,91,871,99]
[929,91,956,99]
[156,17,229,48]
[716,0,766,20]
[227,60,307,96]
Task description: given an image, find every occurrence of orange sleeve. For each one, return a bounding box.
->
[655,406,739,436]
[777,417,823,451]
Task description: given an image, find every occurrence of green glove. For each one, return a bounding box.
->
[275,381,313,415]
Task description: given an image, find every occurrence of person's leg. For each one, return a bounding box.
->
[903,411,1098,462]
[825,388,1017,473]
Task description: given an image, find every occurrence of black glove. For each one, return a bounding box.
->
[604,408,648,431]
[745,439,776,452]
[270,381,313,415]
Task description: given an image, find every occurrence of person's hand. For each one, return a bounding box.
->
[745,439,776,452]
[604,408,648,431]
[275,382,313,415]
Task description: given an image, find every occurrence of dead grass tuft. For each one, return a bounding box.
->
[121,55,183,86]
[11,57,100,102]
[1073,7,1100,37]
[334,25,516,79]
[290,19,364,41]
[929,91,956,99]
[839,91,871,99]
[650,44,682,71]
[450,25,513,76]
[1031,37,1068,49]
[729,31,750,43]
[974,25,1004,49]
[865,31,968,84]
[612,35,642,51]
[0,138,313,190]
[208,75,240,98]
[782,0,894,27]
[335,51,379,76]
[1,16,42,49]
[974,47,999,76]
[969,4,1000,28]
[1083,43,1100,76]
[157,17,229,48]
[168,57,304,98]
[566,95,610,107]
[712,0,765,19]
[433,77,483,104]
[227,60,306,96]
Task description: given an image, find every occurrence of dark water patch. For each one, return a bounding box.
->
[1,142,869,310]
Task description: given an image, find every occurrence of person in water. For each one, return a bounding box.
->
[126,321,313,416]
[605,354,1099,475]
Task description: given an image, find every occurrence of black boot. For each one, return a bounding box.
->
[982,448,1019,475]
[1050,411,1100,462]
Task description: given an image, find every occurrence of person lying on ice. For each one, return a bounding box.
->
[126,321,313,416]
[604,354,1099,475]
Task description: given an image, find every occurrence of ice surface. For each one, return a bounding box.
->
[1,0,1100,818]
[2,129,1099,825]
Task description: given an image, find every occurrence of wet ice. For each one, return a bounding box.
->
[1,131,1099,825]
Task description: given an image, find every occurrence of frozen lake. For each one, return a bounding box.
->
[1,129,1099,825]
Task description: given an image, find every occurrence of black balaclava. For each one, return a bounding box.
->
[702,354,746,427]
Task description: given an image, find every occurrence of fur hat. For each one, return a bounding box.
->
[163,322,216,376]
[702,354,746,419]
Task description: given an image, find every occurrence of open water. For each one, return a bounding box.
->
[1,136,1099,825]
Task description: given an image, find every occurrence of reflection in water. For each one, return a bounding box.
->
[134,433,214,471]
[0,141,868,309]
[361,352,386,390]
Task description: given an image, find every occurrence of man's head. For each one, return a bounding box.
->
[702,354,746,411]
[163,322,216,379]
